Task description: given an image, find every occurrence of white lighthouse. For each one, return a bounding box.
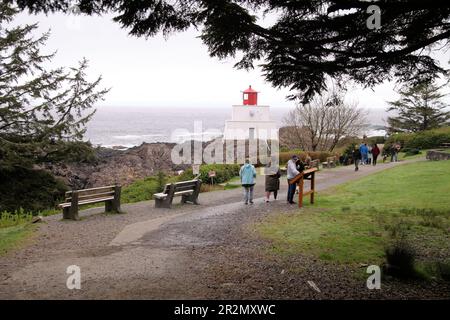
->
[224,86,278,141]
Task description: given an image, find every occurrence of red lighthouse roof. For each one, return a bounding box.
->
[243,85,258,93]
[242,85,258,105]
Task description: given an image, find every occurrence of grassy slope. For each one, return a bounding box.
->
[257,161,450,269]
[0,224,36,256]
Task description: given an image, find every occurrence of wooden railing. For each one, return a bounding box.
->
[289,168,318,208]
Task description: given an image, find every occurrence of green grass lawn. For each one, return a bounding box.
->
[0,224,36,256]
[257,160,450,276]
[0,211,36,256]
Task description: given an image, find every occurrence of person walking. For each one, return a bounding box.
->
[265,164,281,203]
[372,144,380,166]
[391,144,400,162]
[367,145,373,165]
[352,146,362,171]
[359,143,368,165]
[287,155,300,204]
[240,159,257,205]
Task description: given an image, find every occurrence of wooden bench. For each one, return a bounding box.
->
[59,185,122,220]
[308,159,320,170]
[322,156,336,169]
[440,142,450,149]
[153,179,201,208]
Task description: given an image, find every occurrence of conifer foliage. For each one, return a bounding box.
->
[0,4,108,170]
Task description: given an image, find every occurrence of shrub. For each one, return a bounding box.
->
[404,148,421,156]
[436,261,450,281]
[279,151,339,165]
[384,240,418,279]
[385,126,450,152]
[156,171,166,193]
[0,167,67,213]
[178,164,240,184]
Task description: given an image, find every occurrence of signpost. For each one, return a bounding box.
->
[208,170,216,189]
[193,164,200,176]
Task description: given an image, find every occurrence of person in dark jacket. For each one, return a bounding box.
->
[372,144,381,166]
[265,165,281,203]
[352,146,362,171]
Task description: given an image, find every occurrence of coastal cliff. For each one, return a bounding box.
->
[43,143,186,189]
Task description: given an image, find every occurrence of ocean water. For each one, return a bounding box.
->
[85,106,387,148]
[85,106,290,148]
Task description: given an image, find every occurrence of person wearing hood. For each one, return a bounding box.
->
[240,159,257,205]
[287,155,301,204]
[264,163,281,203]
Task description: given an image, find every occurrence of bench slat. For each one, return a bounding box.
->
[172,180,198,188]
[173,185,197,192]
[66,191,115,202]
[59,196,115,208]
[66,185,116,196]
[174,190,193,196]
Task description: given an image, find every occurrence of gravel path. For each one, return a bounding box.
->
[0,159,448,299]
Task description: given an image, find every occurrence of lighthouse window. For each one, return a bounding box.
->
[244,94,249,100]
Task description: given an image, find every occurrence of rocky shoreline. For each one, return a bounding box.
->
[44,142,188,190]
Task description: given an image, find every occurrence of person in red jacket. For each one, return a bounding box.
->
[372,144,381,166]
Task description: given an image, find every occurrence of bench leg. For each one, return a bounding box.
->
[105,199,121,213]
[63,191,79,220]
[63,205,79,220]
[155,198,172,208]
[181,194,200,205]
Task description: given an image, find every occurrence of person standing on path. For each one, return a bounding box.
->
[360,143,369,165]
[372,144,380,166]
[240,159,257,205]
[287,155,300,204]
[264,164,281,203]
[391,144,400,162]
[352,146,362,171]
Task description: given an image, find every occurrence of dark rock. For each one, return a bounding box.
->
[42,142,188,189]
[426,150,450,161]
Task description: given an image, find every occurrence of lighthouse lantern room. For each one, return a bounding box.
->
[243,85,258,106]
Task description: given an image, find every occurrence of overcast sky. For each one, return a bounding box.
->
[14,11,450,113]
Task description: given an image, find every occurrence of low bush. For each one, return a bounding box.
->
[384,126,450,153]
[436,261,450,281]
[178,164,240,184]
[403,148,421,156]
[384,240,418,279]
[0,167,67,213]
[279,151,338,165]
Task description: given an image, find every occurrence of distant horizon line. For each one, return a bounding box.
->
[95,104,389,110]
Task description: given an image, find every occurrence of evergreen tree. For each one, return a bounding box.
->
[6,0,450,102]
[387,81,450,133]
[0,4,108,170]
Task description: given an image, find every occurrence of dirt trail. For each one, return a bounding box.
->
[1,159,447,299]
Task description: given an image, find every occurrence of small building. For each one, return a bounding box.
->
[224,86,278,141]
